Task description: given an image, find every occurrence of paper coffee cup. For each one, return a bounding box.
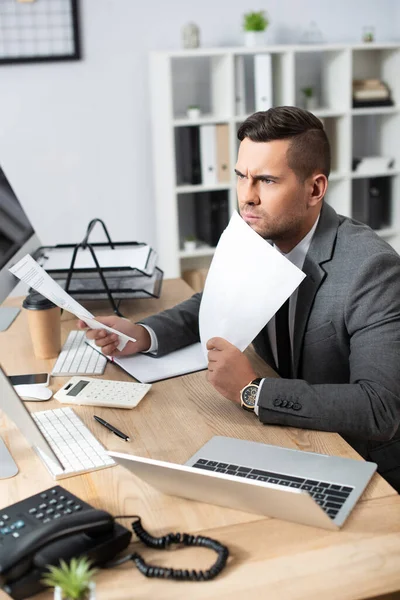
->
[22,291,61,359]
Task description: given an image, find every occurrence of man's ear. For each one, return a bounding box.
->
[308,174,328,207]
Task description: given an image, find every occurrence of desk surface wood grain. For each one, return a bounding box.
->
[0,279,399,600]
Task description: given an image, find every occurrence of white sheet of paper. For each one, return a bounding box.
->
[199,211,306,356]
[9,255,136,351]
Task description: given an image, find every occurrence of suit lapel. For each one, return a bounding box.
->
[292,203,339,377]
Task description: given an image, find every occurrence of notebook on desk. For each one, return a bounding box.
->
[87,340,207,383]
[110,436,377,530]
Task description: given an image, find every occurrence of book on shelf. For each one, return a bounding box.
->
[175,126,202,185]
[195,191,229,247]
[199,124,217,186]
[215,124,230,183]
[254,53,273,112]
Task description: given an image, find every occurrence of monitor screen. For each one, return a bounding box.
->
[0,163,40,310]
[0,165,34,270]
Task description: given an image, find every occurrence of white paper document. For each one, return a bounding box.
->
[88,340,207,383]
[199,211,306,356]
[9,255,136,351]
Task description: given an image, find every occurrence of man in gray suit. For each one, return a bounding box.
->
[80,107,400,491]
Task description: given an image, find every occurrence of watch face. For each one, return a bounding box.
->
[242,384,258,407]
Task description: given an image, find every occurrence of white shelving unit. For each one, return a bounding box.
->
[149,42,400,279]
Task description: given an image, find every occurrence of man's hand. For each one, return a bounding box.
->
[206,337,257,404]
[77,316,151,357]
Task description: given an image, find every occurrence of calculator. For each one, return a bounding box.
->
[54,377,152,409]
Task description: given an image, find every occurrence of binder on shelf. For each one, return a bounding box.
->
[175,126,202,185]
[199,124,217,186]
[195,191,229,247]
[235,55,246,115]
[352,177,391,230]
[216,124,230,183]
[254,53,273,112]
[33,219,163,316]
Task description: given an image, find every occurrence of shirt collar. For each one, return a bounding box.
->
[274,215,320,270]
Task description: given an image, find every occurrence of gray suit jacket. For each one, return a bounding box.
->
[142,203,400,481]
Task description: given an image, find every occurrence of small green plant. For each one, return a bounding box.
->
[42,557,97,600]
[187,104,200,109]
[185,234,196,242]
[243,10,269,32]
[302,86,314,98]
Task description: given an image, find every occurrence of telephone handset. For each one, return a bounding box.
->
[0,486,131,600]
[0,509,114,583]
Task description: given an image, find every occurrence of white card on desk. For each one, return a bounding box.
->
[87,341,207,383]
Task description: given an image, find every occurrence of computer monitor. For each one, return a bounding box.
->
[0,364,62,479]
[0,163,41,331]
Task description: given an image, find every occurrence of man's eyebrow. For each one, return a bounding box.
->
[234,168,280,181]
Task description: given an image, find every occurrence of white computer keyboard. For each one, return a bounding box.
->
[55,377,152,409]
[52,330,107,376]
[32,407,115,480]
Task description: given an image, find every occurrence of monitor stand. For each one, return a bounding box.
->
[0,437,18,478]
[0,307,20,332]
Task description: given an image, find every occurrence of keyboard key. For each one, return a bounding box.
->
[193,463,215,471]
[326,489,349,500]
[305,479,319,486]
[325,501,342,510]
[342,486,353,493]
[217,463,229,469]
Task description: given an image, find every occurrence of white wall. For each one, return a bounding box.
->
[0,0,398,260]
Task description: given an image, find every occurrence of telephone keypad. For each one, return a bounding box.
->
[0,486,93,543]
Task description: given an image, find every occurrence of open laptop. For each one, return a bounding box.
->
[109,436,377,530]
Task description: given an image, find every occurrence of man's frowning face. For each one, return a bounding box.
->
[236,137,321,252]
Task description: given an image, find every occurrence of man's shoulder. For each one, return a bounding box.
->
[336,213,399,259]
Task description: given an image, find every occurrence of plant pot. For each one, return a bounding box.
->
[244,31,266,47]
[186,107,201,120]
[183,240,196,252]
[304,96,318,111]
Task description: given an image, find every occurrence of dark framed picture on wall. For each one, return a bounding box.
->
[0,0,81,65]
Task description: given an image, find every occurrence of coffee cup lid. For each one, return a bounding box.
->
[22,291,56,310]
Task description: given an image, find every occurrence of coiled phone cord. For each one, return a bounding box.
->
[105,515,229,581]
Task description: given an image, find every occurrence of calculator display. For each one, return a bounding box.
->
[67,380,90,396]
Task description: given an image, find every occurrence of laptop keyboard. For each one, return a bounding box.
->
[192,458,354,520]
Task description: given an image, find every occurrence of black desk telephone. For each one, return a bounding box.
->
[0,486,131,600]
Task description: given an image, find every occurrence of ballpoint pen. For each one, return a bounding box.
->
[93,415,130,442]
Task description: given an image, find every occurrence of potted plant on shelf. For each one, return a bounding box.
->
[243,10,269,47]
[183,234,197,252]
[42,557,97,600]
[301,86,318,111]
[186,104,201,119]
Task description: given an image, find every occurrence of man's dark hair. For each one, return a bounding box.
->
[237,106,330,181]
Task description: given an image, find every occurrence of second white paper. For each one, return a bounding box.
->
[199,211,306,356]
[9,254,136,351]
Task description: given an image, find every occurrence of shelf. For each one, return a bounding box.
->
[176,183,232,194]
[351,169,399,179]
[150,42,400,278]
[375,227,399,238]
[351,106,400,116]
[174,115,231,127]
[179,246,215,258]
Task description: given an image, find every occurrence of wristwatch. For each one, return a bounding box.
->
[240,378,262,412]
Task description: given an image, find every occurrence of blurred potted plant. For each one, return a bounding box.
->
[301,86,318,111]
[243,10,269,47]
[183,234,197,252]
[186,104,201,119]
[42,557,97,600]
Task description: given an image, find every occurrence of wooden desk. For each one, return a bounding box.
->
[0,279,399,600]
